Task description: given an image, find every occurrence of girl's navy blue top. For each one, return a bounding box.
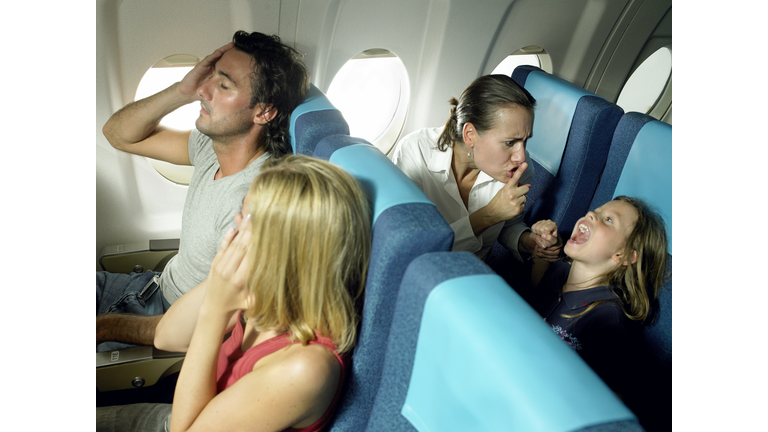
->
[530,259,642,397]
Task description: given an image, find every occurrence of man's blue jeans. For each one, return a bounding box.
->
[96,271,170,352]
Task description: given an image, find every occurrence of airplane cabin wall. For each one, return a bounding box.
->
[584,0,672,103]
[296,0,520,138]
[96,0,671,267]
[483,0,627,89]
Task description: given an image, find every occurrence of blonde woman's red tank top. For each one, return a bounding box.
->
[215,311,349,432]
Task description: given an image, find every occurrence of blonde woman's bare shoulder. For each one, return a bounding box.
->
[261,342,342,428]
[193,343,342,431]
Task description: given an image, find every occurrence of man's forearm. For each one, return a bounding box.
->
[102,82,194,149]
[96,313,163,346]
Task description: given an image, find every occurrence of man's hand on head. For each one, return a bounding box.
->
[178,42,236,98]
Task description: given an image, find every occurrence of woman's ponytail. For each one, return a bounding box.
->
[437,97,461,151]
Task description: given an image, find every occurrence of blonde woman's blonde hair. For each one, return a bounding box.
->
[242,155,371,354]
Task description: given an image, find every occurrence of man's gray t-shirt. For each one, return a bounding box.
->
[159,129,268,303]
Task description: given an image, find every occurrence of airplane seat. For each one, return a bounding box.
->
[589,111,672,234]
[289,83,350,155]
[588,111,672,432]
[485,66,623,291]
[313,136,455,432]
[367,251,643,432]
[511,65,624,237]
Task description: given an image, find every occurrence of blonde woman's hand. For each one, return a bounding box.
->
[203,214,252,316]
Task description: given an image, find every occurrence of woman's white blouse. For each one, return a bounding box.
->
[388,127,534,261]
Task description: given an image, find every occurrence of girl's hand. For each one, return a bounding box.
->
[531,219,557,245]
[203,215,252,316]
[531,219,562,262]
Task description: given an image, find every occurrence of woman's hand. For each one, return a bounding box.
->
[530,219,562,262]
[486,162,530,223]
[202,214,252,317]
[469,163,530,237]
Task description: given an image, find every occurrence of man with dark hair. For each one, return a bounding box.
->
[97,31,309,351]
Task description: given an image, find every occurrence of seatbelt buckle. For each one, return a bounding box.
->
[138,274,161,302]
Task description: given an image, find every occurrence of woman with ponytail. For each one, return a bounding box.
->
[389,75,561,262]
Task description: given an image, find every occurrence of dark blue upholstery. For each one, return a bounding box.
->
[313,134,362,161]
[317,137,455,432]
[366,252,492,431]
[526,95,624,234]
[289,84,349,155]
[588,112,672,432]
[589,112,656,209]
[589,112,672,252]
[629,256,671,432]
[369,252,642,432]
[511,65,623,238]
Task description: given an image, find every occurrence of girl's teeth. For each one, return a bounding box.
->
[579,224,587,233]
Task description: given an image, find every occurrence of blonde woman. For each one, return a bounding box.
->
[97,155,371,432]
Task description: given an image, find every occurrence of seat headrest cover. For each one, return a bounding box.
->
[525,70,593,176]
[328,144,434,224]
[613,120,672,254]
[289,84,342,152]
[402,274,635,432]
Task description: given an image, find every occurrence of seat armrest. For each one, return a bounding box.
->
[98,239,180,273]
[149,239,180,251]
[96,345,185,391]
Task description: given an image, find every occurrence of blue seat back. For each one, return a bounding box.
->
[315,136,455,431]
[289,84,349,155]
[590,111,672,253]
[368,252,641,432]
[511,65,623,237]
[590,111,672,431]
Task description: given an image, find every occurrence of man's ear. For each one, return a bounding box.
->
[462,122,476,147]
[253,104,277,125]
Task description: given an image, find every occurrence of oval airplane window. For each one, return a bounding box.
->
[326,49,410,155]
[491,46,553,75]
[617,46,672,120]
[134,54,200,185]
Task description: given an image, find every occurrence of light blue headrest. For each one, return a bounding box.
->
[402,274,635,432]
[525,70,592,176]
[289,84,340,151]
[613,120,672,254]
[328,144,434,224]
